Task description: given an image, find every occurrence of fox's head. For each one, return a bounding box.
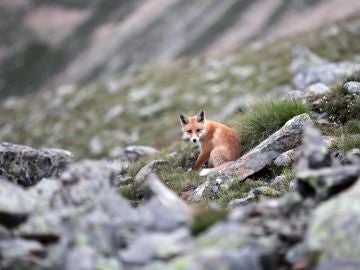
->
[179,110,207,144]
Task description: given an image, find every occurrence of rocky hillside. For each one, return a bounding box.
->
[0,16,359,160]
[1,0,360,97]
[0,9,359,270]
[0,105,359,269]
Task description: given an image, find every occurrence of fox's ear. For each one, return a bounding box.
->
[196,110,205,123]
[179,113,189,125]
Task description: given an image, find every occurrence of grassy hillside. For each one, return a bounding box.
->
[0,17,360,160]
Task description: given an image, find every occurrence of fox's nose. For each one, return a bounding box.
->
[192,138,197,143]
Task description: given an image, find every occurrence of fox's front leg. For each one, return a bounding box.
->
[193,149,211,171]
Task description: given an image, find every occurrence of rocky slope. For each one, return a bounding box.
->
[0,11,359,270]
[0,16,359,160]
[0,120,359,269]
[1,0,360,97]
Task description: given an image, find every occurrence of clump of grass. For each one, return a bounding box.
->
[119,143,205,204]
[331,135,360,152]
[215,179,266,206]
[233,100,309,152]
[346,120,360,134]
[119,184,148,206]
[191,207,229,236]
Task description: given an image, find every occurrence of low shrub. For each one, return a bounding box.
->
[233,100,309,152]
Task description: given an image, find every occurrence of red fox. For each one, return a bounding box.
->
[179,110,242,176]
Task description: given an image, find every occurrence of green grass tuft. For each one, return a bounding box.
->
[191,208,229,236]
[345,120,360,134]
[331,135,360,152]
[233,100,309,152]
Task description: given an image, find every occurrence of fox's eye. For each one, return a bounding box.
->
[187,130,192,133]
[196,129,201,133]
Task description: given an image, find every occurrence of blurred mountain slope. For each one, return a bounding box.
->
[1,0,360,97]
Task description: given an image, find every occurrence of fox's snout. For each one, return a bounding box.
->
[179,110,206,145]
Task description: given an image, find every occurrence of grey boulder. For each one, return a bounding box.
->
[0,178,36,228]
[0,142,73,187]
[194,113,312,199]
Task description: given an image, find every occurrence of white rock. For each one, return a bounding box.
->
[89,136,103,155]
[344,81,360,95]
[104,105,123,122]
[305,83,330,97]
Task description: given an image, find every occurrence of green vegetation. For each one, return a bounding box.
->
[346,120,360,134]
[214,165,293,206]
[312,72,360,152]
[233,100,309,152]
[1,15,360,210]
[119,143,204,203]
[191,208,228,236]
[1,17,360,160]
[314,85,360,125]
[120,134,295,207]
[331,135,360,152]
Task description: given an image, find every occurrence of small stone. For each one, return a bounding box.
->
[288,180,298,192]
[305,83,330,97]
[344,81,360,95]
[133,160,168,187]
[89,136,103,155]
[285,90,306,101]
[125,145,158,162]
[322,136,337,147]
[192,180,210,202]
[274,149,297,167]
[103,105,124,122]
[272,175,286,186]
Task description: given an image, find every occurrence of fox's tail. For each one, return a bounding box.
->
[199,167,218,176]
[199,161,234,177]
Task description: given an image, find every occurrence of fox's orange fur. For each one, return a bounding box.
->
[179,110,242,175]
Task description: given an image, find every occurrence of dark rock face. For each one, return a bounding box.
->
[0,142,73,186]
